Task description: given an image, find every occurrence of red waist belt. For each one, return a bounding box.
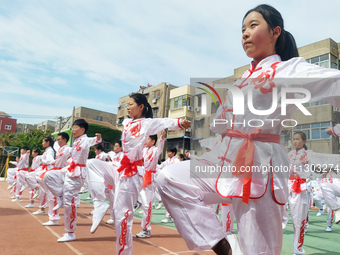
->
[29,168,35,172]
[143,169,157,188]
[18,168,28,171]
[226,129,280,204]
[40,167,62,179]
[68,162,86,173]
[117,155,143,177]
[289,178,306,193]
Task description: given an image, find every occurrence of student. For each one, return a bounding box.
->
[57,119,102,242]
[159,147,180,223]
[178,154,186,161]
[87,93,190,255]
[43,132,72,226]
[136,130,165,238]
[23,148,42,208]
[156,4,340,255]
[94,144,107,160]
[9,147,30,202]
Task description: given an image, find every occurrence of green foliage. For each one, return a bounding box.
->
[0,129,52,151]
[87,124,121,144]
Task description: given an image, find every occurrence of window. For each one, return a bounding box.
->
[293,122,331,140]
[331,54,338,69]
[153,107,159,118]
[76,113,79,117]
[307,54,329,68]
[302,100,328,107]
[196,118,205,129]
[197,95,202,107]
[118,117,124,125]
[280,130,290,145]
[153,90,160,99]
[5,124,12,130]
[211,102,220,114]
[96,116,103,121]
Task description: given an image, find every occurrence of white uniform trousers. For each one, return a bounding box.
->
[6,168,17,185]
[321,180,340,210]
[44,170,65,198]
[15,170,27,199]
[25,171,40,190]
[221,204,234,233]
[156,160,282,255]
[288,189,309,255]
[63,175,84,232]
[313,190,324,209]
[105,185,115,220]
[140,183,155,231]
[282,202,289,229]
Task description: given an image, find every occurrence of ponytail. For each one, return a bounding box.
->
[303,144,308,150]
[244,4,299,61]
[129,93,153,119]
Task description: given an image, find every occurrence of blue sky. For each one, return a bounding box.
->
[1,0,340,124]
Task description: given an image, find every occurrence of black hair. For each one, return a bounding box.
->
[43,137,54,148]
[149,134,158,146]
[21,146,29,151]
[243,4,299,61]
[178,153,186,160]
[294,132,308,150]
[33,148,41,155]
[167,147,177,156]
[160,158,166,162]
[58,132,70,142]
[73,118,89,133]
[129,93,153,118]
[94,143,104,151]
[115,140,122,147]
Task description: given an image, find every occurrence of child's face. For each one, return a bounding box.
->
[167,151,175,158]
[242,11,278,64]
[42,139,49,148]
[292,134,306,150]
[57,135,67,147]
[20,149,27,155]
[72,125,85,138]
[146,137,155,148]
[127,97,144,119]
[94,148,101,155]
[113,143,122,153]
[32,151,38,157]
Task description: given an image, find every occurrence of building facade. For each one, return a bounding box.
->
[0,112,17,134]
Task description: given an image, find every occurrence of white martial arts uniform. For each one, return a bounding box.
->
[11,152,30,199]
[139,135,165,231]
[156,54,340,255]
[88,117,183,255]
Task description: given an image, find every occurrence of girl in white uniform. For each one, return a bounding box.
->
[156,4,340,255]
[87,93,190,255]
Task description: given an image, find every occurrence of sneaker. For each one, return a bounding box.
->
[24,204,34,208]
[316,209,324,216]
[138,210,143,214]
[10,196,15,199]
[106,218,114,224]
[57,233,75,242]
[85,196,92,200]
[90,201,109,233]
[325,226,332,232]
[43,220,59,226]
[7,182,16,190]
[33,209,46,215]
[156,202,163,210]
[20,184,28,193]
[32,189,40,200]
[161,217,174,223]
[52,197,63,211]
[136,230,151,238]
[12,198,22,202]
[134,201,142,212]
[335,208,340,224]
[89,210,94,215]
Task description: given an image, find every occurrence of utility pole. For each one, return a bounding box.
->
[58,116,62,133]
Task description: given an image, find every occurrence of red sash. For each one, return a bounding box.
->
[18,168,28,171]
[40,167,62,179]
[68,162,86,173]
[226,129,280,204]
[117,155,143,177]
[289,178,306,193]
[143,170,157,188]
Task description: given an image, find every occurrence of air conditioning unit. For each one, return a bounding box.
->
[152,98,157,104]
[195,107,201,112]
[186,128,192,132]
[117,104,121,109]
[187,106,193,111]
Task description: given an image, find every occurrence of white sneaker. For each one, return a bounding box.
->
[12,198,22,202]
[33,209,46,215]
[335,208,340,224]
[156,202,163,210]
[20,184,28,193]
[89,210,94,215]
[32,189,40,200]
[7,182,16,190]
[52,197,63,211]
[24,204,34,208]
[85,196,92,200]
[161,217,174,223]
[106,218,114,224]
[91,201,109,233]
[43,220,58,226]
[136,230,151,238]
[58,233,75,242]
[316,209,324,216]
[138,210,143,214]
[10,196,15,199]
[325,226,332,232]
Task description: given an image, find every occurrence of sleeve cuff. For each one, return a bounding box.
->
[332,127,339,137]
[178,118,184,129]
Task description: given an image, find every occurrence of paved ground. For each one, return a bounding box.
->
[1,179,340,254]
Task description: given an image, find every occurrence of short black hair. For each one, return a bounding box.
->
[58,132,70,142]
[21,146,29,151]
[33,148,41,155]
[167,147,177,156]
[149,134,158,146]
[115,140,122,147]
[94,143,104,151]
[73,119,88,133]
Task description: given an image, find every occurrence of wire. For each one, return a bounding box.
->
[6,114,65,119]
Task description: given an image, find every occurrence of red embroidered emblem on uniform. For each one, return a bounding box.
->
[70,197,76,230]
[226,212,231,232]
[297,219,305,249]
[118,210,130,255]
[75,140,82,152]
[145,202,152,228]
[129,122,141,138]
[252,62,279,94]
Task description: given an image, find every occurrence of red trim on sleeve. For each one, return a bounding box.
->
[178,119,184,129]
[332,127,339,137]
